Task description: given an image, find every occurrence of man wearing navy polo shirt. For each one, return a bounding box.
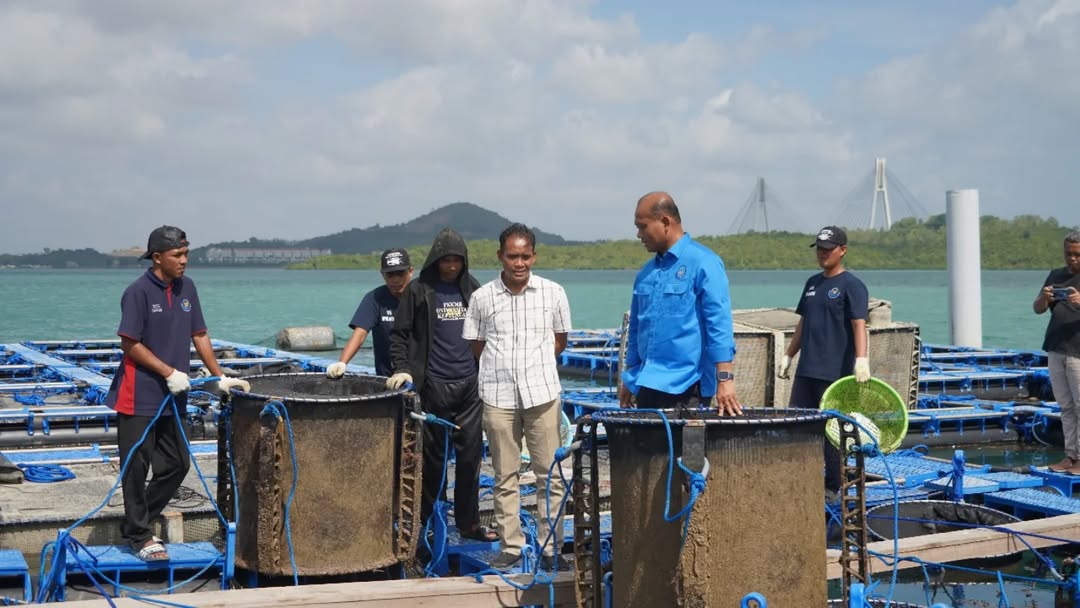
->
[325,248,413,378]
[105,225,249,561]
[778,225,869,493]
[619,191,742,415]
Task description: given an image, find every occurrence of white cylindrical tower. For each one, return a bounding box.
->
[946,189,983,348]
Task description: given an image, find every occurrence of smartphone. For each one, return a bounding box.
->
[1054,287,1072,300]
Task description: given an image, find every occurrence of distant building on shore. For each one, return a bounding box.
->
[109,246,146,258]
[204,247,332,265]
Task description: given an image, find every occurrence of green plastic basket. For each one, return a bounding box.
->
[819,376,908,455]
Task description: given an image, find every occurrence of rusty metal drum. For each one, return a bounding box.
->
[222,373,422,576]
[594,408,829,607]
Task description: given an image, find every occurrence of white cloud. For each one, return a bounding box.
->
[837,0,1080,221]
[0,0,1077,254]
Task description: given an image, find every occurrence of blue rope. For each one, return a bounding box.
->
[867,547,1060,593]
[35,377,227,604]
[17,463,75,483]
[635,409,708,545]
[820,409,901,606]
[260,400,300,586]
[13,390,46,406]
[466,428,580,606]
[61,534,221,605]
[863,512,1067,582]
[422,425,453,578]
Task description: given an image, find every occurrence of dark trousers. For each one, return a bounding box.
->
[789,375,842,492]
[420,376,483,530]
[117,413,191,546]
[636,384,703,410]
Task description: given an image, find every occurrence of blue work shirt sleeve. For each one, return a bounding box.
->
[620,277,642,393]
[698,256,736,364]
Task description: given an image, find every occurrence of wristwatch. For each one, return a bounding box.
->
[717,371,735,382]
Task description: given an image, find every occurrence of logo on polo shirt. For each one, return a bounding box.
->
[151,304,163,313]
[181,299,192,312]
[676,265,687,279]
[828,287,841,299]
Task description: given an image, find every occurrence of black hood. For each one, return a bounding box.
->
[420,227,470,283]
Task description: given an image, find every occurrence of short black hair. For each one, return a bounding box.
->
[650,197,681,222]
[499,222,536,250]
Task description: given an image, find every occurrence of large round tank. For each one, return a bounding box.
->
[867,500,1023,569]
[596,408,829,607]
[225,373,417,576]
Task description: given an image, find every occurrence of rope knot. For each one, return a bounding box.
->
[687,471,707,496]
[855,444,881,457]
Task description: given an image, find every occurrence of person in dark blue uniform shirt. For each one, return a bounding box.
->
[105,225,249,561]
[326,248,414,378]
[778,225,869,492]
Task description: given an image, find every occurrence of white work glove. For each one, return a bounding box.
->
[386,372,413,390]
[777,355,792,379]
[854,357,871,383]
[214,377,251,395]
[326,362,347,379]
[165,369,191,395]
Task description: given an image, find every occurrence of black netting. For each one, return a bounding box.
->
[236,372,403,403]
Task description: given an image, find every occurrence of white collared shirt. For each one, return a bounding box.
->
[462,273,571,408]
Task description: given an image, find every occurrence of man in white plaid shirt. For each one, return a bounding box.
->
[463,222,572,572]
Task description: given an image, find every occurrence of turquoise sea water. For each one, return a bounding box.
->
[0,267,1053,350]
[0,267,1066,605]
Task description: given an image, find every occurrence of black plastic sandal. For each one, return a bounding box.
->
[459,525,500,542]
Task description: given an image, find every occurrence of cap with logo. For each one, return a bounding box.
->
[141,226,189,260]
[380,248,411,272]
[811,226,848,250]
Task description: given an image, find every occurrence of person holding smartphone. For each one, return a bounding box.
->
[1035,231,1080,474]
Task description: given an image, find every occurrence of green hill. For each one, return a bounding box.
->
[290,213,1079,271]
[188,202,573,263]
[1,209,1076,270]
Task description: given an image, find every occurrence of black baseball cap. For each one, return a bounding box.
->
[380,248,411,272]
[811,226,847,249]
[141,225,189,260]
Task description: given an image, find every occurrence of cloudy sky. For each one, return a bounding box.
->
[1,0,1077,254]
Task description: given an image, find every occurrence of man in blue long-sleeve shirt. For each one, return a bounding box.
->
[618,191,742,415]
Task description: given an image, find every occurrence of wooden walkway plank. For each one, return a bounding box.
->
[826,512,1080,579]
[57,572,576,608]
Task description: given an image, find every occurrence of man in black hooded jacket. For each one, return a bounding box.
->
[386,228,498,544]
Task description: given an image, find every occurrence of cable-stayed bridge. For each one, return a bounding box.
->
[726,177,812,235]
[832,157,930,230]
[727,158,930,235]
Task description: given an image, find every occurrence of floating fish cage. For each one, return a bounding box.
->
[594,407,829,607]
[866,500,1024,568]
[731,306,921,409]
[223,373,423,576]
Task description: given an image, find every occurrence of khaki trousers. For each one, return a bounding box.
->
[483,398,565,556]
[1049,352,1080,460]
